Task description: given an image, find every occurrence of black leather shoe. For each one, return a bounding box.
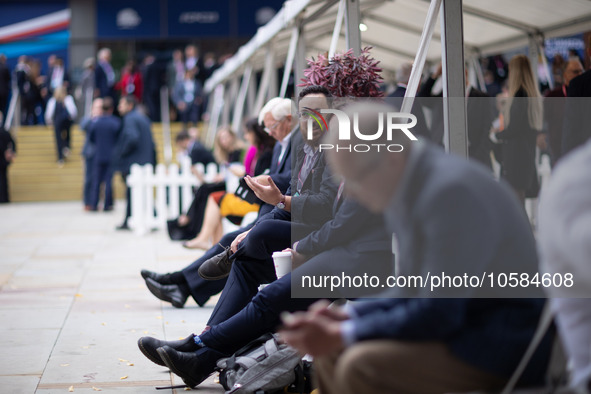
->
[157,346,210,388]
[140,269,168,284]
[197,246,233,280]
[145,278,188,308]
[137,334,198,367]
[116,223,130,231]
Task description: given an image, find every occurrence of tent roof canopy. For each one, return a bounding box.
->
[205,0,591,92]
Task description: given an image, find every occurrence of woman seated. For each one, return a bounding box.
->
[182,118,275,249]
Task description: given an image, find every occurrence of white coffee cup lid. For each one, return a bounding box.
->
[272,251,292,258]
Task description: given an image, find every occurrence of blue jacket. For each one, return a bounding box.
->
[112,109,155,173]
[89,114,121,164]
[348,143,552,386]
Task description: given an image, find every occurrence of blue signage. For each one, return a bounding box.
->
[167,1,230,37]
[236,0,282,36]
[97,0,161,38]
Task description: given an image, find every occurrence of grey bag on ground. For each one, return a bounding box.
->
[216,333,303,394]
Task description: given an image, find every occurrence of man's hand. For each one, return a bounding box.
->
[244,175,282,205]
[251,174,270,186]
[536,133,548,151]
[230,229,250,253]
[279,310,345,357]
[291,247,309,269]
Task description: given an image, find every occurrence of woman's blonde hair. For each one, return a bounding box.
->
[213,127,242,164]
[505,54,543,131]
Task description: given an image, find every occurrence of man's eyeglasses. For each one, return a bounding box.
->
[264,120,282,134]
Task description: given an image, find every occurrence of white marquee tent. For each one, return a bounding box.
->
[202,0,591,155]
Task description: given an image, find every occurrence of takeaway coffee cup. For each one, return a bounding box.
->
[272,251,292,279]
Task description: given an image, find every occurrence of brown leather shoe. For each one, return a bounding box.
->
[197,246,233,280]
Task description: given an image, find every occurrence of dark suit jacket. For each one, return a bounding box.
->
[95,63,112,99]
[348,143,551,385]
[112,109,155,173]
[256,129,338,229]
[0,127,15,169]
[255,129,298,219]
[188,141,215,166]
[562,69,591,157]
[543,86,566,164]
[286,138,338,228]
[496,88,538,190]
[89,114,121,163]
[467,87,494,169]
[296,197,389,256]
[0,63,10,97]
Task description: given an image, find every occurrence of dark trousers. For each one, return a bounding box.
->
[0,94,7,122]
[0,167,8,203]
[178,102,200,125]
[90,161,114,210]
[206,220,313,326]
[185,182,226,238]
[181,225,254,306]
[53,120,71,160]
[83,156,94,206]
[121,172,131,225]
[198,244,392,363]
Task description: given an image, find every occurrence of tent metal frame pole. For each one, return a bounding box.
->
[329,0,346,58]
[294,19,307,99]
[344,0,361,55]
[159,86,172,165]
[207,84,225,147]
[440,0,468,157]
[401,0,441,117]
[246,71,257,118]
[462,4,539,34]
[232,64,254,135]
[280,24,300,98]
[254,45,276,114]
[223,77,240,128]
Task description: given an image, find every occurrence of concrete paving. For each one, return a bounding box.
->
[0,201,224,393]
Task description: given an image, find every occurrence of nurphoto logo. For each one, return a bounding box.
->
[301,107,418,152]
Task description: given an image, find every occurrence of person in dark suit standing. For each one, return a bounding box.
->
[45,85,77,165]
[0,121,15,203]
[142,54,162,122]
[0,54,11,121]
[112,95,155,229]
[79,97,103,210]
[95,48,115,100]
[88,97,121,211]
[280,102,551,394]
[493,55,543,205]
[562,41,591,157]
[543,58,584,165]
[138,97,300,308]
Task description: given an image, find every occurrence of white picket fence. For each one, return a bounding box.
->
[126,157,241,235]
